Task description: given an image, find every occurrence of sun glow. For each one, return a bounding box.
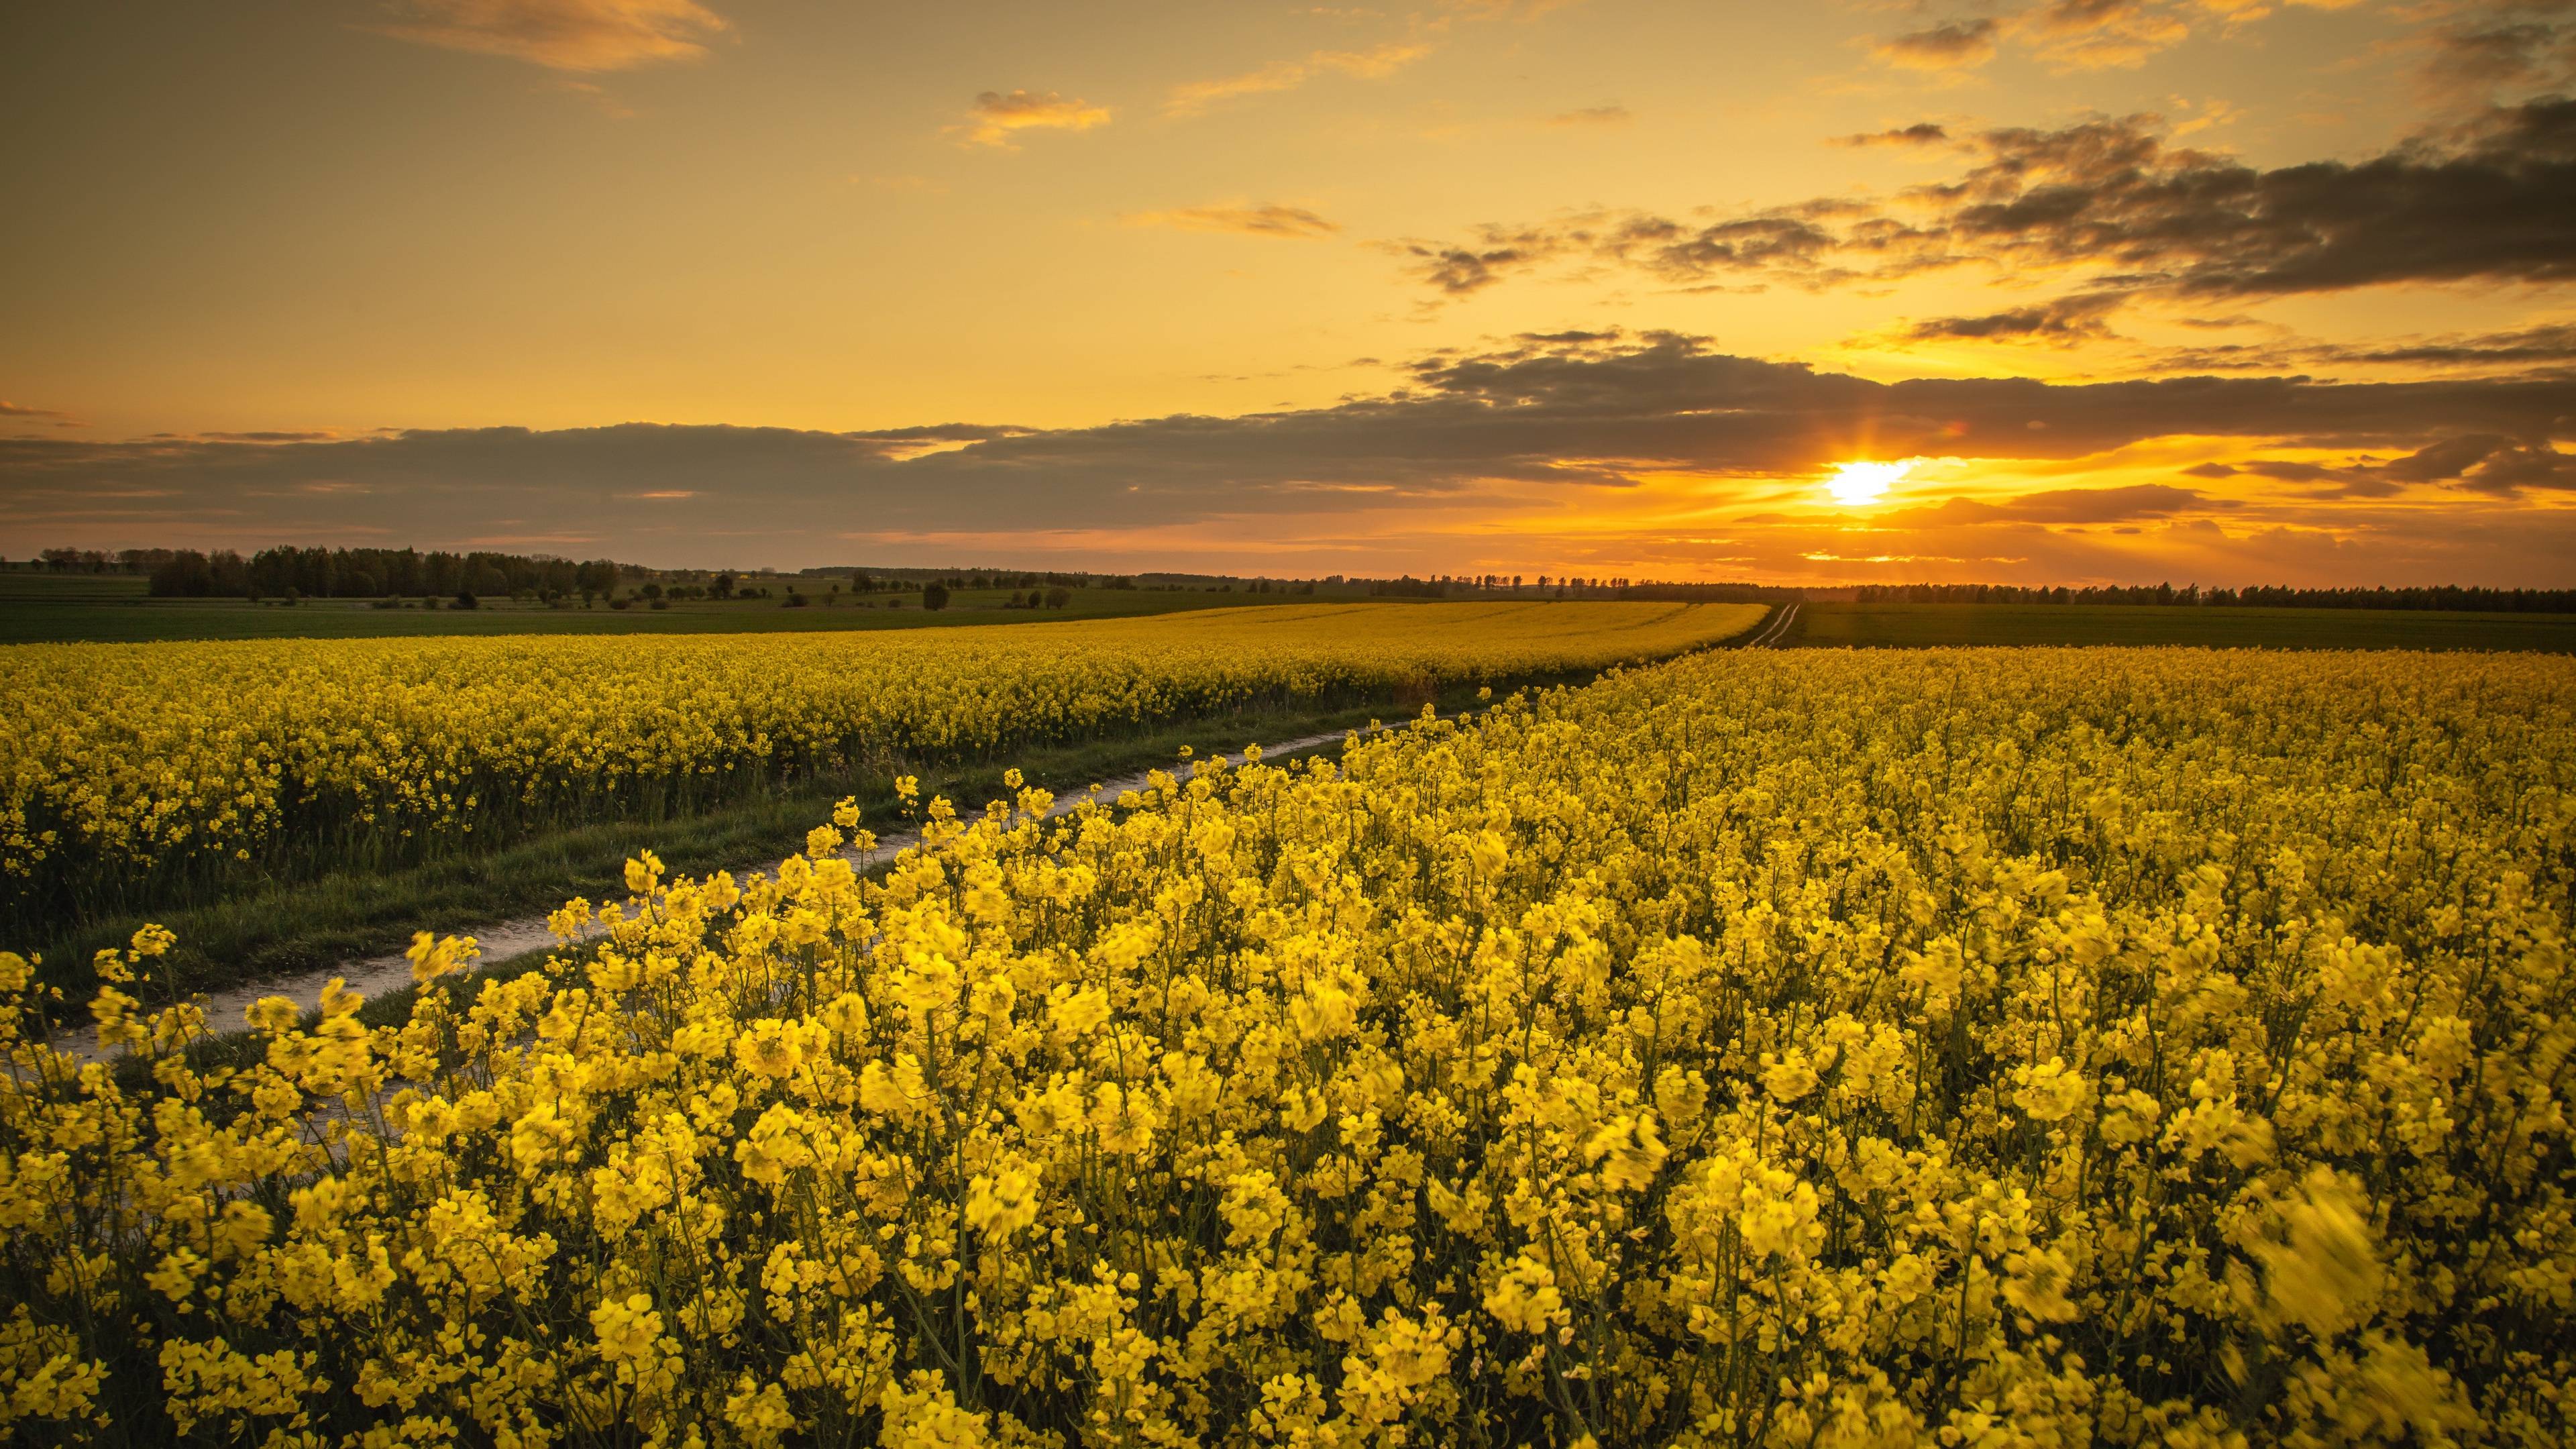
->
[1824,458,1917,506]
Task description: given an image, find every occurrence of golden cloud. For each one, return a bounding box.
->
[1164,42,1431,116]
[956,89,1113,149]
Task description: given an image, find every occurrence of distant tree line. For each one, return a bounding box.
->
[1363,574,1773,599]
[140,547,626,600]
[828,570,1133,592]
[19,543,2566,612]
[1851,582,2576,613]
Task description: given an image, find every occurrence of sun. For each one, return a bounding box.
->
[1824,458,1917,506]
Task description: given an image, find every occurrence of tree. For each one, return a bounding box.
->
[714,572,737,600]
[453,590,479,610]
[922,582,951,611]
[1044,586,1071,608]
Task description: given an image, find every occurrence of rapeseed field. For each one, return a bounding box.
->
[3,645,2569,1446]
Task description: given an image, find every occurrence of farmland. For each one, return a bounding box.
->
[1786,600,2576,652]
[1,602,1764,992]
[5,644,2569,1445]
[0,572,1332,645]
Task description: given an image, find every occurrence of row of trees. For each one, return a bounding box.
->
[1851,582,2576,612]
[837,570,1129,592]
[27,545,2571,614]
[1365,574,1646,597]
[144,547,629,601]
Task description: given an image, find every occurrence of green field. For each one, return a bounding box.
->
[1786,601,2576,651]
[0,574,1337,643]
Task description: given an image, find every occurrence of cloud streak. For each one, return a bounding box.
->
[372,0,729,72]
[1164,43,1431,116]
[955,90,1112,149]
[1876,18,2000,70]
[0,402,85,430]
[1123,205,1342,239]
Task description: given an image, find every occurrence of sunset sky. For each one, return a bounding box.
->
[3,0,2572,584]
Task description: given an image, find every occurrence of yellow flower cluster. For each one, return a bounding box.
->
[5,645,2573,1446]
[0,602,1758,930]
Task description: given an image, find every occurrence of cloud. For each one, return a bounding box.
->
[1593,211,1849,287]
[1164,42,1431,116]
[0,401,84,429]
[195,430,345,443]
[2343,321,2576,368]
[1123,205,1342,239]
[2180,433,2575,495]
[2151,321,2576,376]
[955,90,1112,149]
[1866,0,2284,78]
[372,0,728,72]
[1875,18,2000,70]
[1898,292,2129,344]
[1839,123,1951,146]
[2015,0,2190,71]
[1921,99,2576,296]
[2378,432,2576,489]
[1393,99,2576,319]
[2411,0,2576,105]
[1548,104,1632,127]
[1391,227,1576,293]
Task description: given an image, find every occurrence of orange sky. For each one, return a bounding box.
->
[2,0,2571,585]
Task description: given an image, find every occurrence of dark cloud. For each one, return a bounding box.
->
[1900,292,2127,343]
[1396,99,2576,314]
[2414,1,2576,105]
[7,334,2573,562]
[2347,323,2576,368]
[2232,460,2346,482]
[2173,433,2573,496]
[1924,98,2576,297]
[195,430,343,443]
[2151,321,2576,377]
[1601,212,1847,285]
[2174,458,2405,498]
[1876,19,1999,70]
[2385,433,2516,482]
[1548,105,1632,127]
[2381,432,2576,489]
[1393,229,1572,294]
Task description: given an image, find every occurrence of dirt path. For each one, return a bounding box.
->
[1745,601,1799,647]
[166,724,1375,1040]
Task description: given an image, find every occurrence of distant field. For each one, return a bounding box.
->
[0,571,152,602]
[0,578,1337,643]
[1787,601,2576,652]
